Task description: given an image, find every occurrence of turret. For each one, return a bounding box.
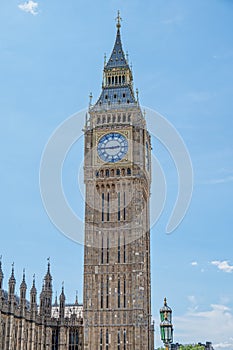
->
[30,274,37,311]
[19,269,27,310]
[8,263,16,302]
[59,284,65,319]
[40,259,53,318]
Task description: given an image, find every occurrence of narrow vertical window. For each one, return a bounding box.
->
[101,276,103,309]
[102,193,104,222]
[117,330,121,350]
[100,329,103,350]
[101,236,104,264]
[123,236,126,263]
[118,234,120,263]
[76,330,79,348]
[106,275,109,308]
[107,192,110,221]
[123,276,126,308]
[52,329,59,350]
[106,329,109,350]
[118,192,120,221]
[107,236,109,264]
[123,192,126,221]
[123,329,126,350]
[118,276,121,308]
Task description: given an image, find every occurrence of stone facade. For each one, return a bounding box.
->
[0,262,83,349]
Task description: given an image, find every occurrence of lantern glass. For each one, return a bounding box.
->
[166,310,172,323]
[160,310,164,322]
[160,325,172,343]
[160,325,165,342]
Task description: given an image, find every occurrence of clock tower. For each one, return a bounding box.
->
[83,13,154,350]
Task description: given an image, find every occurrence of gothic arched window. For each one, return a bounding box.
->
[52,328,59,350]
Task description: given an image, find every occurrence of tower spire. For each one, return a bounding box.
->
[92,12,137,110]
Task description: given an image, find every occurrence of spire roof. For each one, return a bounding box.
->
[105,27,129,69]
[9,263,16,284]
[75,290,78,305]
[54,291,58,306]
[46,258,51,276]
[91,12,137,111]
[30,274,36,294]
[60,282,65,301]
[105,11,128,70]
[20,269,27,289]
[44,258,52,285]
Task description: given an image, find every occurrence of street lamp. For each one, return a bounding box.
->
[160,298,173,350]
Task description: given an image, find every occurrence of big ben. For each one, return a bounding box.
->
[83,13,154,350]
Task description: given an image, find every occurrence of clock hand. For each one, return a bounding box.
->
[104,145,121,150]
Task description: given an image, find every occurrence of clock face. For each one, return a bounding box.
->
[97,132,128,163]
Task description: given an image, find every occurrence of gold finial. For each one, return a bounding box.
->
[164,297,167,306]
[136,88,139,102]
[104,53,107,66]
[116,10,122,29]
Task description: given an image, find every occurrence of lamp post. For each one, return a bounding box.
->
[160,298,173,350]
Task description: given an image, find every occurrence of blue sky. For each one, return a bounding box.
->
[1,0,233,349]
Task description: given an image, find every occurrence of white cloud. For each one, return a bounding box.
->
[191,261,198,266]
[18,1,39,15]
[215,342,233,349]
[207,176,233,185]
[211,260,233,273]
[174,304,233,350]
[187,295,199,312]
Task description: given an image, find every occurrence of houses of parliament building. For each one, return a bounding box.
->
[0,13,155,350]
